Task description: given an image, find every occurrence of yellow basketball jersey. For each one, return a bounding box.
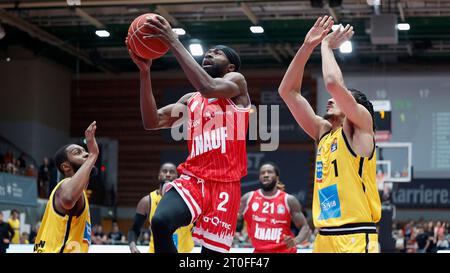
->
[148,190,194,253]
[313,127,381,228]
[34,179,91,253]
[8,218,20,244]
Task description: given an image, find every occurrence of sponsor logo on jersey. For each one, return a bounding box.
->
[188,119,201,129]
[202,216,231,231]
[277,204,285,214]
[254,223,283,243]
[318,184,342,220]
[271,219,288,225]
[33,240,46,252]
[252,215,267,223]
[331,138,338,152]
[251,202,260,212]
[317,147,322,156]
[316,161,323,183]
[190,127,227,157]
[172,233,179,249]
[83,221,91,245]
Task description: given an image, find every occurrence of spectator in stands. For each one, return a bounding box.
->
[436,233,449,251]
[0,211,15,253]
[14,158,24,175]
[28,222,40,244]
[8,209,20,244]
[394,227,406,253]
[425,221,437,253]
[0,152,5,172]
[405,228,418,253]
[38,157,51,198]
[415,225,429,253]
[25,164,37,177]
[4,150,13,164]
[6,161,18,175]
[445,222,450,242]
[140,230,150,245]
[436,221,446,237]
[108,222,126,244]
[20,232,30,244]
[18,153,26,170]
[92,224,108,245]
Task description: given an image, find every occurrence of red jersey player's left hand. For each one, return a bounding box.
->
[282,234,297,249]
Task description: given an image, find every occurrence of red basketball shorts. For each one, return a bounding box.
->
[165,174,241,253]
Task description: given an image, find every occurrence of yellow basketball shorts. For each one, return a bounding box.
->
[313,223,380,253]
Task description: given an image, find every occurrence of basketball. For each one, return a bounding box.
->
[127,13,169,60]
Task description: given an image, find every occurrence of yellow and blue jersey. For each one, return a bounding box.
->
[313,127,381,228]
[34,179,91,253]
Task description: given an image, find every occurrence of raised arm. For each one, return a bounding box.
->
[126,43,192,130]
[321,25,373,133]
[278,16,334,140]
[56,122,99,211]
[144,15,246,99]
[128,195,150,253]
[284,195,311,248]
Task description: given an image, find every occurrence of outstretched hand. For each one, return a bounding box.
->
[304,15,334,48]
[323,24,354,50]
[85,121,99,156]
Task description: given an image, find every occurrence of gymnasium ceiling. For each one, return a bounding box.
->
[1,0,450,73]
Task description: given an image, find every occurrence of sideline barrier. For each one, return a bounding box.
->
[7,244,313,253]
[7,244,450,253]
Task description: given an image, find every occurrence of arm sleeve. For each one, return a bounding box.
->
[128,213,147,243]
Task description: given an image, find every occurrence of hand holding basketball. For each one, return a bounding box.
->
[323,23,354,50]
[143,14,178,46]
[304,15,334,48]
[127,13,170,60]
[126,37,152,72]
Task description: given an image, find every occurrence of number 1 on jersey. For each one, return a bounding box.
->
[332,159,339,177]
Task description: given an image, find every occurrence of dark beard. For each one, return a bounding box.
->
[70,162,98,179]
[203,63,223,78]
[323,113,333,120]
[261,178,277,192]
[70,161,82,173]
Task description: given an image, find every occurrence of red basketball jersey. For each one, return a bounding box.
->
[243,189,296,253]
[177,92,250,182]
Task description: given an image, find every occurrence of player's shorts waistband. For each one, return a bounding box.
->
[318,222,377,236]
